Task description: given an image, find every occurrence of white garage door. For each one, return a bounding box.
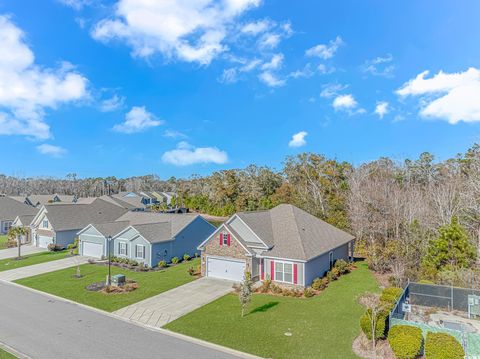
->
[38,235,53,248]
[207,257,246,282]
[82,242,103,258]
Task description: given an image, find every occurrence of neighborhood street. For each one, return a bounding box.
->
[0,282,245,359]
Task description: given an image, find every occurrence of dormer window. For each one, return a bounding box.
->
[42,219,49,229]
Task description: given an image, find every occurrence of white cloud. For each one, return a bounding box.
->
[241,19,270,35]
[113,106,164,133]
[58,0,92,10]
[333,94,358,111]
[258,71,285,87]
[100,94,125,112]
[397,67,480,124]
[362,54,394,77]
[320,83,348,98]
[375,101,389,118]
[258,33,281,49]
[91,0,261,65]
[162,141,228,166]
[261,53,283,71]
[219,68,238,83]
[288,131,307,148]
[0,16,88,139]
[305,36,343,59]
[163,129,187,139]
[36,144,67,157]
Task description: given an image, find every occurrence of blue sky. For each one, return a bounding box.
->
[1,0,480,178]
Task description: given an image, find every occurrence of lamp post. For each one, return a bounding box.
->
[107,235,112,286]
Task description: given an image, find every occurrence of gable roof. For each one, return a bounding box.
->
[236,204,355,261]
[0,196,38,221]
[88,221,130,238]
[14,214,37,226]
[115,212,199,236]
[41,198,127,231]
[27,194,75,206]
[131,222,173,243]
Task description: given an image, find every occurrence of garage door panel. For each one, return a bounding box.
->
[82,242,103,259]
[207,257,246,281]
[38,235,53,248]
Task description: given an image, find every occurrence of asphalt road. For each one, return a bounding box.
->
[0,282,242,359]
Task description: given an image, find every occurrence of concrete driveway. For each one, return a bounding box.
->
[0,256,91,282]
[114,277,234,328]
[0,245,45,260]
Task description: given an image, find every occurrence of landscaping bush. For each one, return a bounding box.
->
[360,309,387,340]
[303,287,315,298]
[327,267,340,281]
[425,332,465,359]
[388,325,423,359]
[171,257,180,264]
[258,278,271,293]
[47,243,64,252]
[187,266,196,276]
[157,260,168,268]
[382,287,403,300]
[270,283,283,294]
[183,253,191,261]
[334,259,351,274]
[312,277,329,291]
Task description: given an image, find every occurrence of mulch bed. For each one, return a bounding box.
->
[85,279,139,294]
[352,333,395,359]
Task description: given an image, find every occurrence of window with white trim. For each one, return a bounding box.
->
[274,261,293,284]
[42,219,49,228]
[222,233,228,245]
[2,221,12,233]
[119,242,127,256]
[135,244,145,259]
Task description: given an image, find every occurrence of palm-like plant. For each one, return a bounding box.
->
[7,226,29,259]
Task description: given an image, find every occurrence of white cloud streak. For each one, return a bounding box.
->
[288,131,307,148]
[162,141,228,166]
[36,144,67,157]
[305,36,343,59]
[113,106,164,133]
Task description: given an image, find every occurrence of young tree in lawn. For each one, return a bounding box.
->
[7,226,28,259]
[239,272,253,317]
[359,293,384,359]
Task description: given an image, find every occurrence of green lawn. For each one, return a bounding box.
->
[0,348,17,359]
[0,235,8,250]
[0,250,69,272]
[165,262,379,359]
[16,258,200,312]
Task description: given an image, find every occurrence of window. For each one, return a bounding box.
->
[222,233,229,245]
[274,261,294,284]
[42,219,49,229]
[329,251,334,269]
[2,221,12,233]
[119,242,127,256]
[135,245,145,259]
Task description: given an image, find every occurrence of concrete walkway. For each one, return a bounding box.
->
[0,245,45,260]
[0,256,91,282]
[114,277,234,328]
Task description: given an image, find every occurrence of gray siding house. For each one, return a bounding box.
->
[198,204,355,286]
[77,213,215,267]
[0,197,38,235]
[30,199,127,248]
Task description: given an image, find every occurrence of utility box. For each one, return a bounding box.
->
[111,274,126,287]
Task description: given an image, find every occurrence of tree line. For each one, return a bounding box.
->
[3,144,480,287]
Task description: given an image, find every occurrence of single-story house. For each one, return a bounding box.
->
[30,199,127,248]
[12,214,37,244]
[0,197,39,235]
[197,204,355,286]
[77,213,215,267]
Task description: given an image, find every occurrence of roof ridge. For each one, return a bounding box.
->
[288,205,308,260]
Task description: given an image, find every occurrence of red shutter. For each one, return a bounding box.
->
[270,261,275,281]
[260,259,265,280]
[227,233,231,246]
[219,233,223,246]
[293,263,298,285]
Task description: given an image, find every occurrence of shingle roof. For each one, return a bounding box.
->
[132,222,172,243]
[15,214,36,226]
[0,197,38,221]
[28,194,75,206]
[44,198,127,231]
[90,221,130,238]
[116,212,199,236]
[236,204,355,261]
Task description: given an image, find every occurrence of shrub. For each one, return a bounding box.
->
[312,277,328,291]
[327,267,340,281]
[380,293,398,305]
[158,260,168,268]
[382,287,403,300]
[271,283,283,294]
[303,287,315,298]
[334,259,350,274]
[187,267,196,276]
[183,253,191,261]
[388,325,423,359]
[360,309,387,340]
[47,243,64,252]
[171,257,180,264]
[425,332,465,359]
[259,278,271,293]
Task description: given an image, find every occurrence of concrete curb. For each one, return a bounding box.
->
[1,280,262,359]
[0,340,32,359]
